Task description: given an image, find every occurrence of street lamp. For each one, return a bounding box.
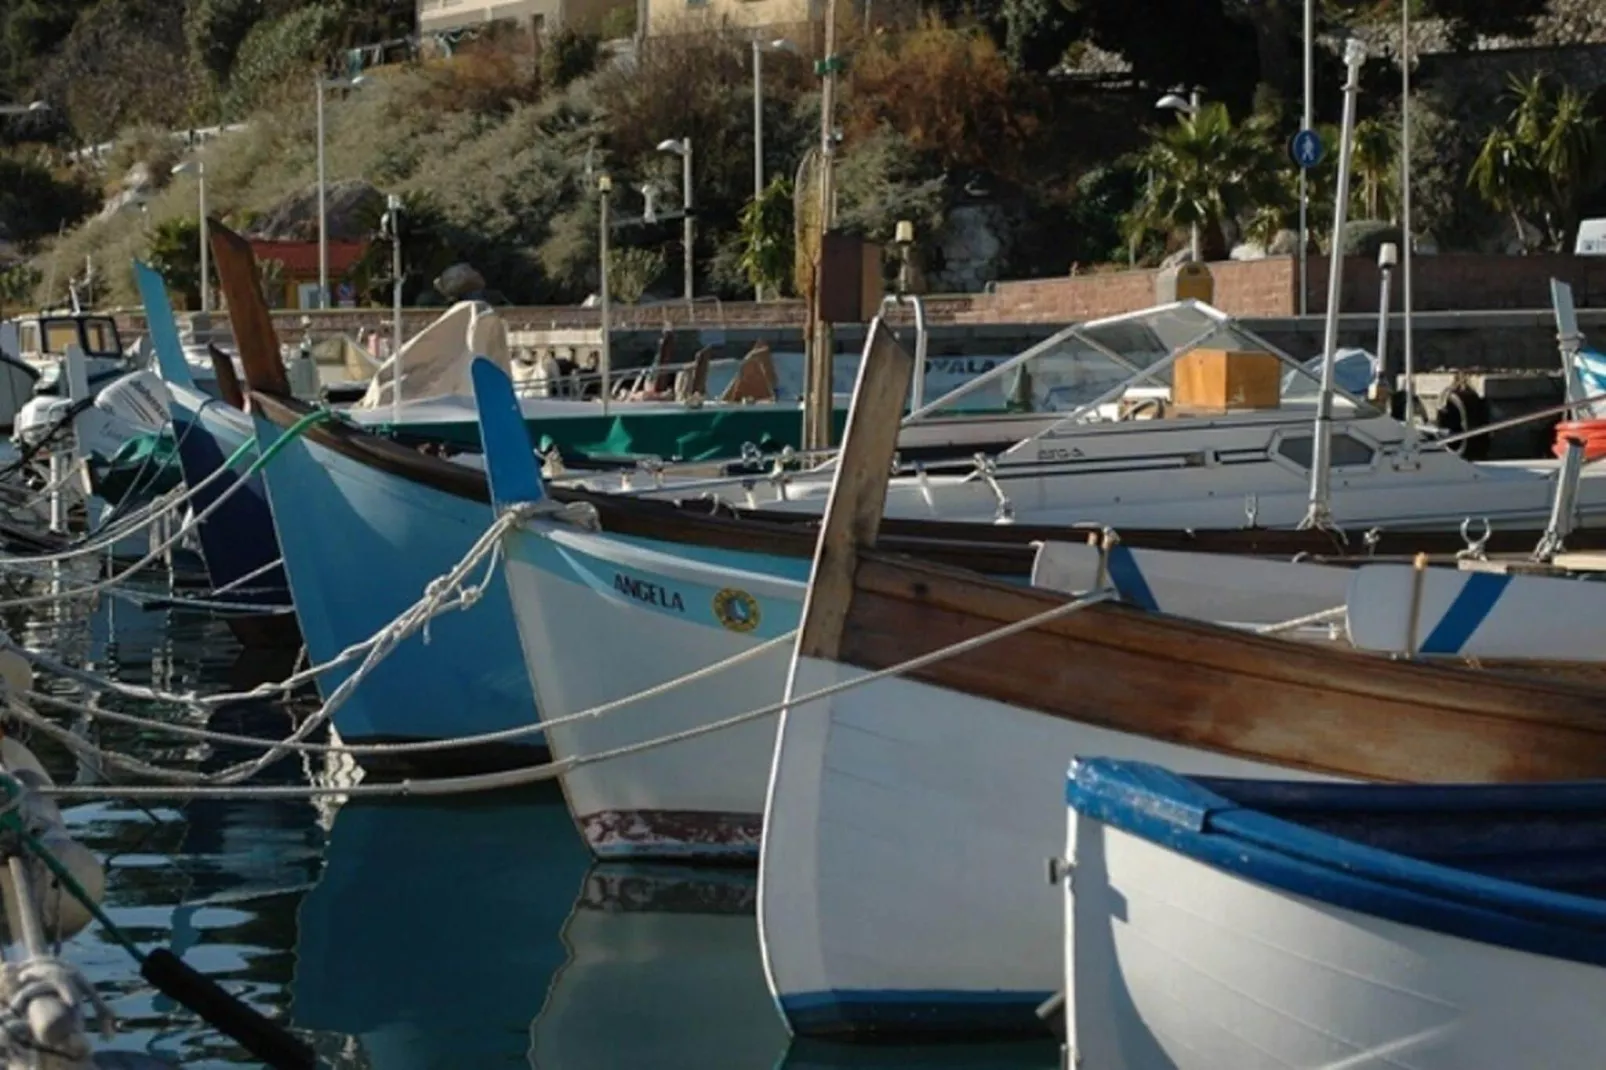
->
[316,74,368,310]
[1155,87,1203,263]
[657,136,694,302]
[751,38,799,299]
[598,174,613,413]
[171,160,209,313]
[0,101,47,117]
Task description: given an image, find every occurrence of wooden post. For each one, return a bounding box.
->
[794,317,916,661]
[206,342,245,410]
[207,219,292,398]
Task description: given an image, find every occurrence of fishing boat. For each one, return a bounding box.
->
[754,319,1606,1041]
[1063,758,1606,1070]
[134,261,298,649]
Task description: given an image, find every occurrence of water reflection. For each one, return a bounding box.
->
[530,864,787,1070]
[292,786,588,1068]
[3,578,1059,1069]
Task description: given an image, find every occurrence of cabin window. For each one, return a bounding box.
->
[81,320,118,355]
[42,322,79,355]
[1274,431,1375,470]
[17,324,38,355]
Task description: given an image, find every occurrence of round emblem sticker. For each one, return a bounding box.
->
[712,588,761,633]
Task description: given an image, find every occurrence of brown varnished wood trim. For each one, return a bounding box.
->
[835,553,1606,784]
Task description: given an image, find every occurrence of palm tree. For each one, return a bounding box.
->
[1469,73,1601,252]
[1351,117,1397,221]
[1125,102,1284,260]
[1470,127,1536,249]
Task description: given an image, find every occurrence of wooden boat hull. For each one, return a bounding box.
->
[756,553,1606,1041]
[502,521,804,861]
[1066,761,1606,1070]
[249,408,546,774]
[760,657,1311,1040]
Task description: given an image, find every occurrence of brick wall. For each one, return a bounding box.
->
[111,254,1606,340]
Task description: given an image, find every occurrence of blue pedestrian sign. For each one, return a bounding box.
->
[1291,128,1324,169]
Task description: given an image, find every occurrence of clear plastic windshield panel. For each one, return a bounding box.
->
[906,301,1373,426]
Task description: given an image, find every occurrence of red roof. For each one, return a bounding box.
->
[248,239,368,277]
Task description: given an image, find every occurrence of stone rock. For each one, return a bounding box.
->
[933,204,1006,292]
[434,263,487,300]
[1267,228,1302,256]
[250,180,384,242]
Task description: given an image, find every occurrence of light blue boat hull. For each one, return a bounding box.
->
[251,412,542,768]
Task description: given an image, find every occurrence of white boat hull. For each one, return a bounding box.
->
[1031,539,1349,624]
[1067,815,1606,1069]
[758,660,1329,1039]
[502,522,804,860]
[1347,562,1606,659]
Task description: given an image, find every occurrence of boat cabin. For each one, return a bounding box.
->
[1,313,124,369]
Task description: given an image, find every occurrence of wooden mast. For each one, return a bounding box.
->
[207,219,292,399]
[795,317,916,660]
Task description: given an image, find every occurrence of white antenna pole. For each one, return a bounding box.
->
[1301,37,1368,531]
[1401,1,1417,441]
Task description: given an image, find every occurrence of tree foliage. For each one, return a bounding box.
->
[146,217,202,310]
[738,176,795,298]
[842,20,1033,179]
[1125,101,1287,258]
[1470,73,1601,251]
[0,150,97,248]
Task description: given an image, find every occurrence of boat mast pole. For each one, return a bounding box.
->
[1401,0,1417,442]
[805,0,842,452]
[1300,37,1367,532]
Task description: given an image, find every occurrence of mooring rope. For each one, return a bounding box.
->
[31,588,1117,800]
[0,409,332,610]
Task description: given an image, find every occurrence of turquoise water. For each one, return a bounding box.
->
[10,589,1059,1069]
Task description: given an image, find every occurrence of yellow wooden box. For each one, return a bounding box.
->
[1172,348,1283,413]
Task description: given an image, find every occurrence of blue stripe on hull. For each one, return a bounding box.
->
[168,393,288,608]
[780,989,1056,1040]
[252,413,541,750]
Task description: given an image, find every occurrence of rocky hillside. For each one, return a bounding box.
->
[1,0,1600,313]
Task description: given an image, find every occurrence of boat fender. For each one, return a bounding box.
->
[1433,383,1490,461]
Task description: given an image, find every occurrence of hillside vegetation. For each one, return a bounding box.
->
[0,0,1596,312]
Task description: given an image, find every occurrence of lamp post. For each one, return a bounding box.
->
[0,101,47,117]
[598,173,613,414]
[170,160,209,313]
[316,74,367,310]
[381,193,405,426]
[1155,87,1203,262]
[656,136,694,302]
[751,38,798,300]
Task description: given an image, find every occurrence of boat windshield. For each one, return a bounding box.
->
[39,317,123,358]
[904,301,1376,427]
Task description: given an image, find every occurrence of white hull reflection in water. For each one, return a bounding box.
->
[290,788,590,1068]
[529,864,1059,1070]
[529,865,787,1069]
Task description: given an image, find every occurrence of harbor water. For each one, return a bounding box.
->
[12,583,1059,1068]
